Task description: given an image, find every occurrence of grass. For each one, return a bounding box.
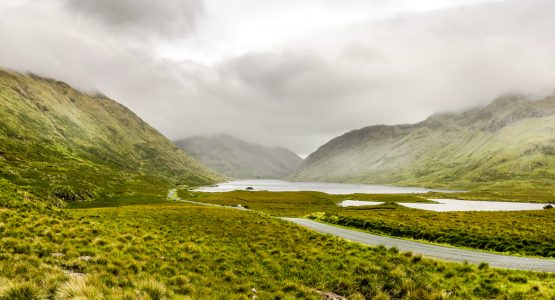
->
[2,209,555,298]
[0,69,221,204]
[178,190,431,217]
[182,190,555,257]
[0,179,554,298]
[307,207,555,257]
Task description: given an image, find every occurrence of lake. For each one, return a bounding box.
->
[195,179,458,194]
[339,200,384,207]
[399,199,547,212]
[339,199,547,211]
[198,180,549,212]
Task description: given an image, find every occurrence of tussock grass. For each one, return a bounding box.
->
[187,190,555,257]
[2,198,554,298]
[1,177,554,298]
[181,190,429,217]
[307,207,555,257]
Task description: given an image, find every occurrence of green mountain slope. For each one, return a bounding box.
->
[0,69,221,204]
[293,95,555,192]
[175,134,303,179]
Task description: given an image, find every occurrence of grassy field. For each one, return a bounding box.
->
[178,190,432,217]
[182,190,555,258]
[0,182,554,299]
[307,207,555,258]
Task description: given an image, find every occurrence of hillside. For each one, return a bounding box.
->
[175,134,303,179]
[0,69,221,204]
[293,95,555,192]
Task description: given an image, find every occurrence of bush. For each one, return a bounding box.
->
[0,280,46,300]
[55,276,102,299]
[137,278,169,300]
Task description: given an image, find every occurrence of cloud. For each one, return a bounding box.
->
[64,0,204,39]
[0,0,554,156]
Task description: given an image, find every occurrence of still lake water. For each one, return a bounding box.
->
[398,199,547,212]
[196,179,455,194]
[339,199,546,211]
[198,180,549,212]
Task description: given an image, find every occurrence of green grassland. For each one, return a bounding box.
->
[1,181,554,299]
[182,190,555,258]
[307,208,555,258]
[178,190,432,216]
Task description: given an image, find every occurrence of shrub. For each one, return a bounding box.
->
[137,278,169,300]
[0,280,46,300]
[55,276,102,299]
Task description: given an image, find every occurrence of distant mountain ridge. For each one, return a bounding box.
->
[293,95,555,190]
[0,69,221,203]
[175,134,303,179]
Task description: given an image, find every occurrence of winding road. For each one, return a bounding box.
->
[283,218,555,272]
[169,189,555,272]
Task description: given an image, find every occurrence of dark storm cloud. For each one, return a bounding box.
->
[65,0,204,38]
[0,0,554,155]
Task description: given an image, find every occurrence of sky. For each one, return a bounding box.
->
[0,0,554,156]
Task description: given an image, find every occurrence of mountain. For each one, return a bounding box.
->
[293,95,555,190]
[175,134,303,179]
[0,69,221,204]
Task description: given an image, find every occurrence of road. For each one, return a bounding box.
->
[168,189,555,272]
[283,218,555,272]
[167,189,247,210]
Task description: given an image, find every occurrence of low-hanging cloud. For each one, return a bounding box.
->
[0,0,554,156]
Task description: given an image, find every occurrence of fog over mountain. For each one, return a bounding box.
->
[0,0,554,156]
[176,134,303,179]
[293,95,555,192]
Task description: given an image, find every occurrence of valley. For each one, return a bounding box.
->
[1,69,555,299]
[3,1,555,298]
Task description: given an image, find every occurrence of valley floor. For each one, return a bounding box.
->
[2,202,555,299]
[181,190,555,258]
[1,182,554,299]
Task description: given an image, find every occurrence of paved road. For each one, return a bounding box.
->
[283,218,555,272]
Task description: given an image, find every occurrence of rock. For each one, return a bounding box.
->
[51,252,65,258]
[78,256,93,261]
[314,290,347,300]
[63,270,85,278]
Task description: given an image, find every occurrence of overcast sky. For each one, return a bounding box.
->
[1,0,554,156]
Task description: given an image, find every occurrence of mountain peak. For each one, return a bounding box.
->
[484,94,528,111]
